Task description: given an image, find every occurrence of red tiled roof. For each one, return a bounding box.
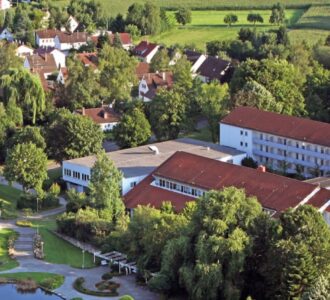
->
[133,41,158,58]
[140,72,173,100]
[56,31,88,43]
[76,52,98,68]
[124,151,328,214]
[27,53,57,70]
[136,62,150,79]
[308,188,330,210]
[77,106,120,124]
[36,29,61,39]
[92,33,133,46]
[221,107,330,147]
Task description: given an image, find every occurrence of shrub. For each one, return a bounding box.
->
[16,220,32,227]
[101,272,113,280]
[120,296,134,300]
[17,193,38,210]
[241,156,258,169]
[73,277,119,297]
[40,277,63,290]
[42,193,59,209]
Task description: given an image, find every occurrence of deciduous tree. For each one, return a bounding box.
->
[224,13,238,27]
[175,8,192,26]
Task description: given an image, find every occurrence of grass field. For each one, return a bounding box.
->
[31,217,95,268]
[0,229,19,271]
[181,127,212,142]
[0,184,22,219]
[0,272,64,289]
[294,5,330,30]
[49,0,330,17]
[148,9,304,49]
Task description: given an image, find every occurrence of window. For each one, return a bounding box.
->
[302,155,305,161]
[82,174,90,181]
[245,142,248,147]
[64,169,72,176]
[296,153,299,160]
[260,133,263,140]
[130,182,137,188]
[296,142,299,148]
[245,131,248,136]
[284,150,287,157]
[240,142,243,146]
[321,148,324,154]
[260,145,263,151]
[266,146,269,153]
[284,139,287,145]
[240,130,243,135]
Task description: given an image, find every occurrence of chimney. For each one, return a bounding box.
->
[257,165,266,173]
[82,107,85,115]
[103,111,108,119]
[162,72,166,81]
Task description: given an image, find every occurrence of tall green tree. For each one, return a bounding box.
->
[150,48,170,72]
[197,82,229,143]
[175,8,192,26]
[0,42,22,74]
[247,13,263,26]
[99,45,138,101]
[143,1,161,35]
[8,126,46,151]
[4,142,47,193]
[0,68,45,124]
[57,57,103,110]
[232,80,283,113]
[46,109,103,163]
[113,107,151,148]
[269,3,286,25]
[150,88,186,140]
[89,151,124,221]
[172,56,193,92]
[224,13,238,27]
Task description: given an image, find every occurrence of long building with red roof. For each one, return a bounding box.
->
[219,107,330,178]
[124,151,330,223]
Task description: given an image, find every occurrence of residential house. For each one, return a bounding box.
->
[124,151,330,224]
[23,52,59,91]
[135,62,150,80]
[197,56,232,83]
[76,52,98,69]
[91,32,133,50]
[138,71,173,102]
[184,50,207,73]
[0,0,11,10]
[219,107,330,178]
[133,41,159,63]
[56,67,68,85]
[54,31,88,51]
[15,44,34,57]
[35,29,61,48]
[0,27,13,41]
[65,15,79,33]
[34,47,66,68]
[77,106,120,132]
[62,138,246,194]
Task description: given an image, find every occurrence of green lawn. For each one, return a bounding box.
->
[294,5,330,30]
[31,218,96,268]
[0,272,64,289]
[0,184,22,219]
[148,9,304,49]
[0,229,19,271]
[49,0,330,17]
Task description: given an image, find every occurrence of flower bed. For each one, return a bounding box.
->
[73,277,119,297]
[16,220,33,227]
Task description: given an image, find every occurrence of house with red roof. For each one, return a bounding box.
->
[133,41,159,63]
[77,106,121,132]
[35,29,61,48]
[138,71,173,102]
[91,32,133,50]
[124,151,330,223]
[219,107,330,178]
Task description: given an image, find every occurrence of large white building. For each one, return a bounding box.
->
[62,138,246,195]
[219,107,330,178]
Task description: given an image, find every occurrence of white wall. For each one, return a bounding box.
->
[62,162,91,188]
[100,122,119,132]
[219,123,253,157]
[145,45,160,63]
[36,35,56,47]
[122,174,148,195]
[0,29,13,41]
[191,54,206,73]
[51,49,66,68]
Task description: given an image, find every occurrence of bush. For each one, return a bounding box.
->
[17,193,38,210]
[101,272,113,280]
[42,193,59,209]
[241,156,258,169]
[73,277,119,297]
[16,220,33,227]
[120,296,134,300]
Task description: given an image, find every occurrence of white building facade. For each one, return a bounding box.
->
[0,0,11,10]
[219,108,330,178]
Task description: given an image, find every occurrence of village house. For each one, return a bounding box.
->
[77,106,121,132]
[0,0,11,10]
[133,41,159,63]
[35,29,61,48]
[138,71,173,102]
[219,107,330,178]
[76,52,98,69]
[197,55,232,83]
[0,27,13,41]
[135,62,150,80]
[15,44,34,57]
[124,151,330,224]
[62,138,246,195]
[54,31,88,52]
[65,15,80,33]
[34,47,66,69]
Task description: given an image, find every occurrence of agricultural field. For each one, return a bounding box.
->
[294,5,330,30]
[49,0,330,17]
[148,9,305,49]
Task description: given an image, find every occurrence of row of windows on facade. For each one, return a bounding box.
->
[156,178,205,197]
[257,132,329,154]
[258,156,325,175]
[64,169,90,181]
[259,145,326,165]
